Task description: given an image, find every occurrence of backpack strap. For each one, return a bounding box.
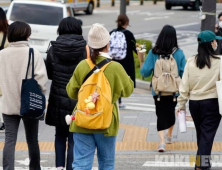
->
[0,34,6,50]
[83,59,112,83]
[112,29,127,33]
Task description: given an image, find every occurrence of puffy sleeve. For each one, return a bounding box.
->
[45,47,53,80]
[140,50,154,78]
[66,60,88,100]
[178,59,190,110]
[179,51,186,78]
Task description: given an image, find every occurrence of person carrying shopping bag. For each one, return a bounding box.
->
[177,30,222,170]
[0,21,48,170]
[140,25,186,152]
[66,23,134,170]
[0,7,9,132]
[45,17,87,170]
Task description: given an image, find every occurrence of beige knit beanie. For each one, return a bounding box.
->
[88,23,110,49]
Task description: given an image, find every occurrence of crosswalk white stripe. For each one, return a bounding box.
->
[125,106,155,112]
[125,103,155,107]
[0,167,98,170]
[143,161,222,167]
[174,22,199,28]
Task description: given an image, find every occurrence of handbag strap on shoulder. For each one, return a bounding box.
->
[25,48,34,79]
[0,34,6,50]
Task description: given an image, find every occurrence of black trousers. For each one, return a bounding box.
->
[3,114,41,170]
[189,99,221,169]
[55,125,74,170]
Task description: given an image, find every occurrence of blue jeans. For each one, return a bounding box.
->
[73,133,116,170]
[55,125,74,170]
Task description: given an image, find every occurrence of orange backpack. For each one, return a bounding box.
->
[73,59,113,129]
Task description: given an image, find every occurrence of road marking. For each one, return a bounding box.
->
[174,22,199,28]
[16,158,47,166]
[123,116,137,119]
[125,103,155,107]
[144,16,169,21]
[143,161,222,167]
[186,121,195,128]
[0,167,98,170]
[125,106,155,112]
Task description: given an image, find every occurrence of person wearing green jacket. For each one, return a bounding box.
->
[66,23,134,170]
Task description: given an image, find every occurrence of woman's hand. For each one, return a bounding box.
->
[176,109,186,116]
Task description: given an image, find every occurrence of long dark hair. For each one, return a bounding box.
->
[152,25,178,55]
[90,45,107,64]
[0,7,8,34]
[195,41,220,69]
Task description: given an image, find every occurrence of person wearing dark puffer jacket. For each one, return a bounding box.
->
[45,17,87,170]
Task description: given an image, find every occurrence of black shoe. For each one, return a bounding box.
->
[0,123,5,132]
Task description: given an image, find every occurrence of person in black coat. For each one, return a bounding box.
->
[215,12,222,54]
[110,14,137,108]
[45,17,87,170]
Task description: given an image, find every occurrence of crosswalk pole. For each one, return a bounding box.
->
[140,0,144,5]
[112,0,115,6]
[201,0,216,31]
[97,0,100,7]
[120,0,126,14]
[126,0,129,6]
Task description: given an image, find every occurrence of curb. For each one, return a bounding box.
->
[136,79,151,91]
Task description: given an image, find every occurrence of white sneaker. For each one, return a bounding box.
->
[158,143,166,152]
[57,167,64,170]
[165,135,172,144]
[119,103,126,109]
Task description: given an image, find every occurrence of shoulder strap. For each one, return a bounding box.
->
[220,57,222,80]
[86,45,90,59]
[46,42,51,53]
[112,29,126,33]
[83,59,112,83]
[25,48,34,79]
[0,34,6,50]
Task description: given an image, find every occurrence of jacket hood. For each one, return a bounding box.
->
[51,34,86,62]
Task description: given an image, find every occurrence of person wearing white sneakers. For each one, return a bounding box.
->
[0,7,9,133]
[140,25,186,152]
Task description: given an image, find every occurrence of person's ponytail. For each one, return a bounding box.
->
[91,49,100,64]
[90,45,108,64]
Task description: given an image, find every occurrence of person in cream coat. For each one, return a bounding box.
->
[0,7,9,132]
[177,30,222,170]
[0,21,48,170]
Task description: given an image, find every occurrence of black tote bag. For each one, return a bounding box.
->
[20,48,46,119]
